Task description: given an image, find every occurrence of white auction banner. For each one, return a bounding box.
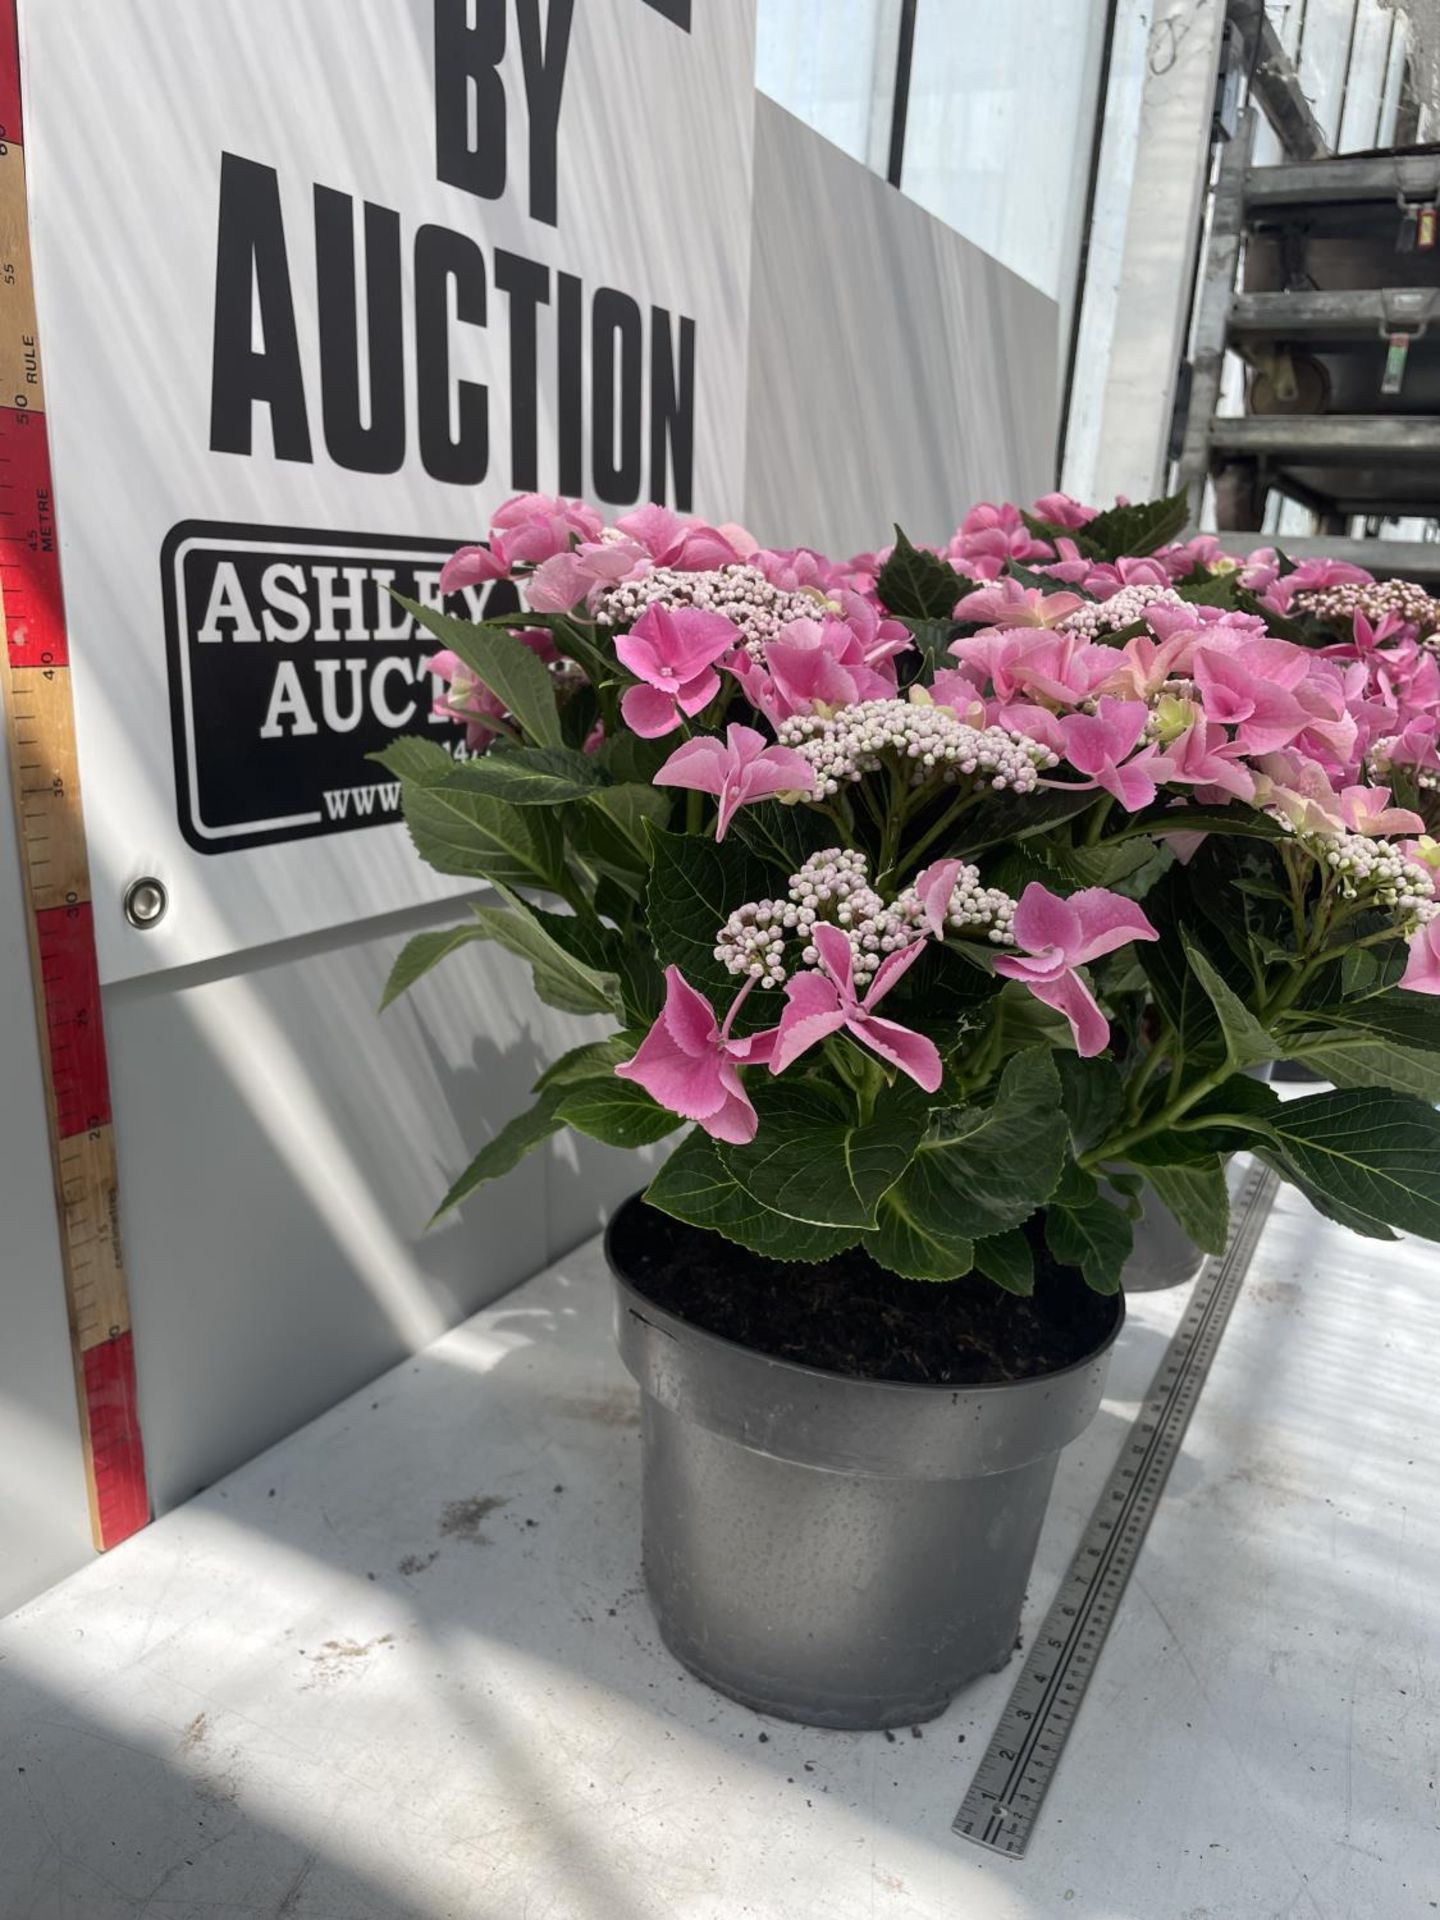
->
[19,0,756,981]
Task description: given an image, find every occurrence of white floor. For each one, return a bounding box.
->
[1,1185,1437,1920]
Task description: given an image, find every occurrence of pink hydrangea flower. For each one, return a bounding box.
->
[1251,750,1346,835]
[1240,552,1280,593]
[1266,555,1373,612]
[1148,716,1257,803]
[950,628,1114,711]
[1400,919,1440,996]
[615,603,739,737]
[928,667,990,727]
[952,580,1083,629]
[1096,629,1197,701]
[524,535,648,612]
[653,724,814,839]
[994,884,1159,1057]
[1192,647,1309,756]
[614,503,745,571]
[1081,555,1172,600]
[770,923,942,1091]
[945,503,1053,581]
[832,588,913,670]
[426,630,558,749]
[1030,491,1096,530]
[1058,698,1157,810]
[438,540,512,595]
[729,615,897,726]
[614,969,776,1144]
[491,492,604,563]
[1336,785,1426,838]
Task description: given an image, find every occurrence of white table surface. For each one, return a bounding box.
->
[2,1184,1437,1920]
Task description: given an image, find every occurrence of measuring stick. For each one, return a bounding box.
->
[953,1161,1279,1857]
[0,0,148,1549]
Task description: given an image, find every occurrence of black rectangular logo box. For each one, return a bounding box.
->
[161,521,519,853]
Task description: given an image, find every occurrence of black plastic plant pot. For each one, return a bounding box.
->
[605,1194,1125,1732]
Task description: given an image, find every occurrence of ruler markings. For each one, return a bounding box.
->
[0,0,147,1550]
[953,1164,1279,1857]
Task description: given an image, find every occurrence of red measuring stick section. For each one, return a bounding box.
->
[0,0,147,1554]
[0,0,20,148]
[0,408,66,668]
[83,1332,149,1546]
[36,901,112,1136]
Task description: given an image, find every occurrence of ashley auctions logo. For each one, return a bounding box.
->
[161,521,518,854]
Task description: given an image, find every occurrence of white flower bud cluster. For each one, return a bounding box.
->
[1300,827,1439,921]
[714,847,1018,988]
[1369,738,1440,794]
[713,849,921,988]
[775,699,1057,799]
[893,863,1017,946]
[1292,577,1439,638]
[592,563,825,659]
[1060,585,1188,640]
[711,900,792,990]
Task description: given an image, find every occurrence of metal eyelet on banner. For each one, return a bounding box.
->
[122,876,168,928]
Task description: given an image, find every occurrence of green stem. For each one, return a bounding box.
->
[1082,1057,1241,1168]
[1082,796,1114,847]
[686,788,704,836]
[1122,1021,1173,1122]
[963,997,1006,1085]
[876,765,911,879]
[887,789,980,885]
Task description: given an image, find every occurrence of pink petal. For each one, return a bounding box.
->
[1400,921,1440,995]
[616,502,687,560]
[769,971,846,1075]
[713,773,744,841]
[524,551,590,612]
[736,747,815,803]
[619,683,682,738]
[1011,883,1084,963]
[1097,751,1158,812]
[675,666,722,716]
[994,949,1069,986]
[646,603,740,678]
[848,1013,943,1092]
[723,724,767,765]
[698,1075,761,1144]
[614,629,668,685]
[673,526,745,570]
[862,934,929,1007]
[913,859,968,938]
[659,966,722,1058]
[615,1017,729,1120]
[439,541,509,593]
[810,922,857,1001]
[1023,969,1112,1057]
[652,735,728,799]
[1067,888,1160,965]
[727,1024,779,1067]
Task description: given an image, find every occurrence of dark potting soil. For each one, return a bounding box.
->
[610,1200,1119,1387]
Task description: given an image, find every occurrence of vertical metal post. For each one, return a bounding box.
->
[1177,110,1255,525]
[886,0,917,189]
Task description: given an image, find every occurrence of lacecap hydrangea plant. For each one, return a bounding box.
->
[376,488,1440,1293]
